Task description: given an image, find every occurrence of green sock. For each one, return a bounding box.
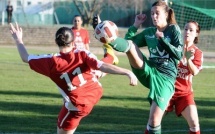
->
[108,37,131,52]
[148,125,161,134]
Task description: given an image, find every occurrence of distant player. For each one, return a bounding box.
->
[10,22,137,134]
[166,20,203,134]
[71,15,90,50]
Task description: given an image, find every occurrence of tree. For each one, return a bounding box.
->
[72,0,152,27]
[72,0,103,27]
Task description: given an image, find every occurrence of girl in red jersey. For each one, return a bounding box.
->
[72,15,90,50]
[10,23,137,134]
[166,20,203,134]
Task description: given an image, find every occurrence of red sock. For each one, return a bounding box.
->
[101,53,114,64]
[189,130,200,134]
[144,129,149,134]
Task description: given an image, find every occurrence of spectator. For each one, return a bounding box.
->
[6,0,13,24]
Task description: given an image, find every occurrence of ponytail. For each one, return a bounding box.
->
[152,0,177,24]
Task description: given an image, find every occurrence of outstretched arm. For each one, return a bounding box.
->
[99,63,138,86]
[10,23,29,63]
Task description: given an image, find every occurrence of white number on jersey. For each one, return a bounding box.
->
[60,67,87,91]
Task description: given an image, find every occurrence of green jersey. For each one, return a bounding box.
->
[125,25,183,79]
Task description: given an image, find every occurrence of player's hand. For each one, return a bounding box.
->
[155,29,164,39]
[92,14,101,29]
[127,71,138,86]
[133,13,147,28]
[185,48,195,60]
[10,22,23,43]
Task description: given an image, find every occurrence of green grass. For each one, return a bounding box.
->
[0,47,215,134]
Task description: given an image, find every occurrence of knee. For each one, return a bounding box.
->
[148,117,161,127]
[188,118,199,128]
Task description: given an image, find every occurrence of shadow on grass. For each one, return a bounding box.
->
[0,91,214,134]
[0,90,61,98]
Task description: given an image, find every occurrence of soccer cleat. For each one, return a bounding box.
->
[103,43,119,65]
[92,14,101,29]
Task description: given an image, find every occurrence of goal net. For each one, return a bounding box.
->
[170,0,215,51]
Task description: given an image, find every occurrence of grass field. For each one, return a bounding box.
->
[0,46,215,134]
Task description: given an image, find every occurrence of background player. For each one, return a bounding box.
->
[10,22,137,134]
[166,20,203,134]
[71,15,90,50]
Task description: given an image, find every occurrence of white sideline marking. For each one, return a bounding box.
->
[203,66,215,68]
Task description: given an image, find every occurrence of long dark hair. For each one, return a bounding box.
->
[152,0,177,24]
[55,27,74,47]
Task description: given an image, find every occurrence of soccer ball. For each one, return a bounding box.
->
[94,20,118,43]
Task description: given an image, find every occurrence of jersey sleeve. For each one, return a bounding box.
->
[82,51,103,70]
[193,48,203,70]
[28,54,53,77]
[159,25,183,60]
[124,25,147,47]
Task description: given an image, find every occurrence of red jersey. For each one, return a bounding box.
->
[71,27,90,50]
[174,45,203,97]
[28,49,103,111]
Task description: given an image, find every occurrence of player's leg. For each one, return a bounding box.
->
[145,101,164,134]
[92,15,144,69]
[174,94,200,134]
[99,37,144,69]
[146,98,174,133]
[57,127,77,134]
[181,105,200,134]
[102,43,119,65]
[57,105,83,134]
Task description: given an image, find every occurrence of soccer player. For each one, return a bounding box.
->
[71,15,90,50]
[166,20,203,134]
[9,22,138,134]
[93,1,183,134]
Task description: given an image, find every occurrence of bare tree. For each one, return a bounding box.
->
[72,0,104,27]
[72,0,151,27]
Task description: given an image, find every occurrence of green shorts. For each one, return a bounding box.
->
[131,54,175,111]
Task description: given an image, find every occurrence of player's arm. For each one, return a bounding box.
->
[125,14,147,47]
[187,58,199,76]
[186,49,203,75]
[85,43,90,51]
[99,63,138,86]
[10,23,29,63]
[125,26,147,48]
[157,25,183,60]
[84,29,90,51]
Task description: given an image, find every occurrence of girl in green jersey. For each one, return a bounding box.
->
[94,1,183,134]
